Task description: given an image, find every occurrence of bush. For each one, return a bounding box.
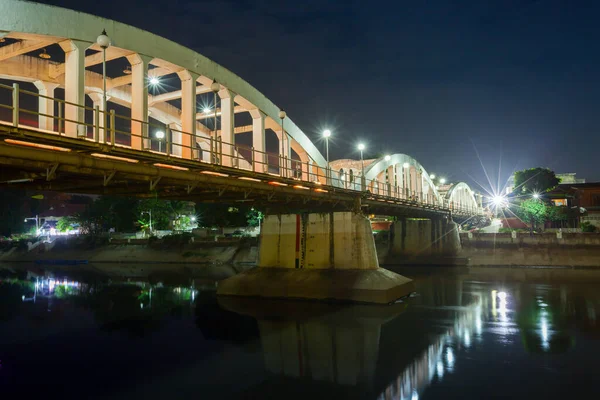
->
[581,222,598,233]
[160,233,193,246]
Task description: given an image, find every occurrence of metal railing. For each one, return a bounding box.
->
[0,82,482,216]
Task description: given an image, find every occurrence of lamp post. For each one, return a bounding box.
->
[279,110,287,177]
[96,30,110,141]
[211,81,220,163]
[24,216,40,236]
[358,143,365,190]
[155,130,165,152]
[323,129,331,183]
[141,210,152,234]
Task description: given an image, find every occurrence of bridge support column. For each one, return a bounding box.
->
[88,92,110,143]
[33,81,59,131]
[385,216,463,265]
[219,88,235,167]
[250,109,266,172]
[128,54,151,150]
[59,40,87,137]
[278,131,291,177]
[217,212,414,304]
[178,70,199,159]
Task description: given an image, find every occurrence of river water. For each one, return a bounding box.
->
[1,266,599,399]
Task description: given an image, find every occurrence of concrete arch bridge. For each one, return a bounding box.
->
[0,0,485,303]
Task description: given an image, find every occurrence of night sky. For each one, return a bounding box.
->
[36,0,600,191]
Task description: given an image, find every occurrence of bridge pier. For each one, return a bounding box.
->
[384,217,462,265]
[217,212,414,304]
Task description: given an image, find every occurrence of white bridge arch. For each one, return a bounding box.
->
[329,154,480,213]
[0,0,482,217]
[0,0,325,177]
[445,182,479,213]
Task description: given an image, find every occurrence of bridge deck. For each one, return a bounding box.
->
[0,121,479,219]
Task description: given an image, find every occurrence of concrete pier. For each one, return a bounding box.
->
[383,217,463,265]
[217,212,414,304]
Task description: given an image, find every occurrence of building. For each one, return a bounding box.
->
[546,183,600,228]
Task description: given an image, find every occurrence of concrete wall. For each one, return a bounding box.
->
[461,232,600,267]
[258,212,379,270]
[384,218,460,264]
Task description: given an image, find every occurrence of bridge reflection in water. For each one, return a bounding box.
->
[219,267,598,399]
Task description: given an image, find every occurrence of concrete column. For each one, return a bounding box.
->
[33,81,59,131]
[168,122,179,156]
[128,54,151,150]
[88,92,110,143]
[300,156,309,181]
[177,70,199,160]
[250,109,266,172]
[59,40,88,137]
[443,220,461,255]
[219,88,235,167]
[278,131,291,177]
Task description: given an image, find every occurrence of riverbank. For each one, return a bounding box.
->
[0,236,258,265]
[460,232,600,267]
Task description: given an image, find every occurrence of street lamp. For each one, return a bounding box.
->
[279,110,287,177]
[155,130,165,152]
[323,129,331,182]
[357,143,365,190]
[149,76,160,86]
[440,178,446,184]
[96,30,110,139]
[430,174,436,180]
[211,81,220,162]
[532,193,540,199]
[24,216,40,236]
[384,155,391,161]
[141,210,152,234]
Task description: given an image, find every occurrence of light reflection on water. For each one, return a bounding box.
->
[1,266,600,399]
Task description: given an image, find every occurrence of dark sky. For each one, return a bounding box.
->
[38,0,600,191]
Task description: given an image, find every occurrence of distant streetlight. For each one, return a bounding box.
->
[191,216,197,222]
[323,129,331,183]
[149,76,160,86]
[440,178,447,184]
[203,107,211,114]
[96,29,110,137]
[384,155,391,161]
[211,81,220,162]
[155,130,165,152]
[358,143,365,190]
[279,110,287,177]
[24,216,40,236]
[430,174,436,180]
[141,210,152,233]
[532,193,540,199]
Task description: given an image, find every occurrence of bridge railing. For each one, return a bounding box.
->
[0,83,482,216]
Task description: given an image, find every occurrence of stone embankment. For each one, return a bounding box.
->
[0,236,256,264]
[460,232,600,267]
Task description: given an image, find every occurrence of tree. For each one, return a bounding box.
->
[137,198,176,231]
[513,168,560,195]
[515,198,547,234]
[56,216,78,232]
[246,208,264,228]
[195,203,252,228]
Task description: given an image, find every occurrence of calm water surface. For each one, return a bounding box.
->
[1,266,600,399]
